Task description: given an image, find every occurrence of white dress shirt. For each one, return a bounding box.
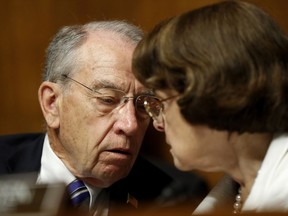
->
[243,134,288,212]
[194,134,288,214]
[36,134,103,209]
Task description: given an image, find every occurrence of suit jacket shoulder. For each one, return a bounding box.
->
[0,133,45,174]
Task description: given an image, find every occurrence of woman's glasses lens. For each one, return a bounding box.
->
[136,96,163,121]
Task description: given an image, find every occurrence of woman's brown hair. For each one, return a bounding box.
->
[132,1,288,133]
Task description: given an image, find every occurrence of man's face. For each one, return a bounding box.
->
[48,32,150,187]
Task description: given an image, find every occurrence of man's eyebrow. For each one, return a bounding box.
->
[91,80,121,90]
[91,80,154,95]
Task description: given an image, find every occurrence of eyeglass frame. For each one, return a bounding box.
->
[143,94,179,124]
[61,74,152,119]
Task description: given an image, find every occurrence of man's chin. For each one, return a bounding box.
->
[84,167,131,188]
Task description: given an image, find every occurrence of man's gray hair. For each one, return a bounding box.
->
[43,20,144,82]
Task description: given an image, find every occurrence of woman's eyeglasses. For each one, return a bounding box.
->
[142,94,178,124]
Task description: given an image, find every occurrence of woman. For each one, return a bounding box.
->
[132,0,288,214]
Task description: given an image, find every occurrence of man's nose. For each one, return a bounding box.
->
[114,99,139,135]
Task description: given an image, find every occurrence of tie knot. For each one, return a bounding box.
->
[67,179,90,207]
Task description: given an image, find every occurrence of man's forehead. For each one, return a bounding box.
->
[79,34,135,71]
[76,30,146,93]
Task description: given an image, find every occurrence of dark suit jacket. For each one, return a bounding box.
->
[0,133,208,215]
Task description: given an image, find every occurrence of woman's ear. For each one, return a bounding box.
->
[38,81,61,129]
[153,120,165,132]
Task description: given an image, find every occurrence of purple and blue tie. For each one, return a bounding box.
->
[67,179,90,207]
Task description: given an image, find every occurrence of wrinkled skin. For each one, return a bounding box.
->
[39,31,150,187]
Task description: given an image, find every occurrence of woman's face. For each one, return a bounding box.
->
[153,90,233,172]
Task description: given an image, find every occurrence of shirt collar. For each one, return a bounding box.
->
[37,134,75,185]
[36,134,102,207]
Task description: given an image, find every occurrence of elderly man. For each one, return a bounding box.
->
[0,20,207,215]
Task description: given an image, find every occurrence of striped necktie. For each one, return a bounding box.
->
[67,179,90,207]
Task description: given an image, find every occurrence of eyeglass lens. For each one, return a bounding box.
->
[139,96,164,123]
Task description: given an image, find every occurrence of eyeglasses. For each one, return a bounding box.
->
[142,94,178,124]
[61,74,151,119]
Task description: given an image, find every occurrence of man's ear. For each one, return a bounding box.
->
[38,81,61,129]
